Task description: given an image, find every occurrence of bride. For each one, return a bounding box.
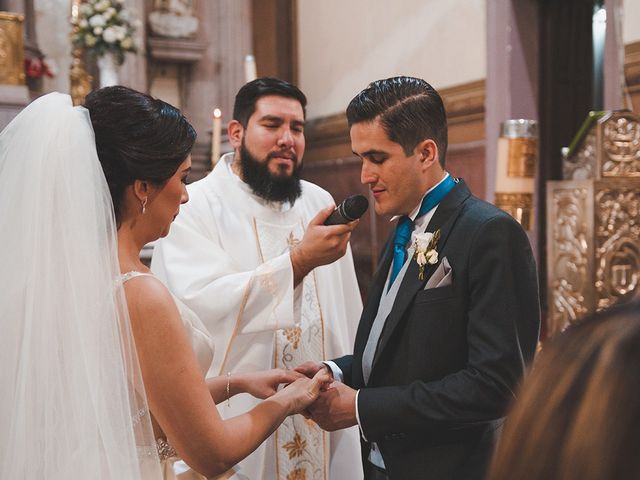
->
[0,87,328,479]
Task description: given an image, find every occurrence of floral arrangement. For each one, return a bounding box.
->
[71,0,138,65]
[24,56,57,80]
[413,229,440,280]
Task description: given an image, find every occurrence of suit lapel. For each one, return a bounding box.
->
[370,180,472,372]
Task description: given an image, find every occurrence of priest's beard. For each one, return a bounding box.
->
[239,140,302,204]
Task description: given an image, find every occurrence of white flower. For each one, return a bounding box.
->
[93,26,103,35]
[79,18,89,28]
[102,26,118,43]
[412,231,434,252]
[106,7,116,18]
[80,4,93,16]
[119,9,130,21]
[89,14,106,27]
[114,26,126,41]
[94,0,110,12]
[84,33,97,47]
[120,37,133,49]
[412,229,440,280]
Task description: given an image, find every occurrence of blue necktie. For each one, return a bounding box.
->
[388,175,456,289]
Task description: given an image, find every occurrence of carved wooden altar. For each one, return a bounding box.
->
[546,111,640,337]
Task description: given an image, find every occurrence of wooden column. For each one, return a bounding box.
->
[251,0,297,83]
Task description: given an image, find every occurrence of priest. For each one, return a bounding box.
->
[152,77,364,480]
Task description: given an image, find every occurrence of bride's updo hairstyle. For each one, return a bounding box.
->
[84,86,196,222]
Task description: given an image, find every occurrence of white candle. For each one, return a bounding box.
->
[244,54,257,83]
[212,108,222,167]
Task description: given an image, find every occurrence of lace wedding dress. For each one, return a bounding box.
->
[121,271,216,480]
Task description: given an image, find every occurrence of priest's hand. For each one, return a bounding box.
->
[234,369,305,399]
[308,381,358,432]
[291,206,358,286]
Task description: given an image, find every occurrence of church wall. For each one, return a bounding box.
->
[623,0,640,44]
[297,0,487,120]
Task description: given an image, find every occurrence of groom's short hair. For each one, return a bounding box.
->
[346,76,448,167]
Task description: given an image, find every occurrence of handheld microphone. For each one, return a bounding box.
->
[324,194,369,225]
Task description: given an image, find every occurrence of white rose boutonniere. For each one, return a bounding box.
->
[413,229,440,280]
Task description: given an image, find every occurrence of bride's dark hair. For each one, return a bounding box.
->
[84,86,196,221]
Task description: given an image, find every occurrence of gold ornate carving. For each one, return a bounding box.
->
[594,187,640,310]
[506,137,537,178]
[69,1,93,105]
[548,187,590,337]
[601,116,640,177]
[0,12,26,85]
[494,192,533,230]
[563,129,596,180]
[70,47,93,106]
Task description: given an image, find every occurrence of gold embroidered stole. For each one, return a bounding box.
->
[253,218,328,480]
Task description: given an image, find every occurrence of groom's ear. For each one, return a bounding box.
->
[415,139,439,173]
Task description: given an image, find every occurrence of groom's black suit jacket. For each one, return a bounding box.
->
[334,180,540,480]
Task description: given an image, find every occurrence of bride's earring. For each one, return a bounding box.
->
[141,197,148,215]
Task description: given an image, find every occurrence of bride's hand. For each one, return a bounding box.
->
[275,369,332,415]
[235,369,304,399]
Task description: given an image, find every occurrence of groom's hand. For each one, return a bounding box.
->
[295,362,333,418]
[308,382,357,431]
[294,361,331,379]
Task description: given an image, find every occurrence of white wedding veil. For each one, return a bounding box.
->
[0,93,162,479]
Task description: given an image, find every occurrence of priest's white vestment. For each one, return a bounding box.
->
[152,153,364,480]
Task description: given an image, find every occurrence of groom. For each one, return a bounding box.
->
[299,77,540,480]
